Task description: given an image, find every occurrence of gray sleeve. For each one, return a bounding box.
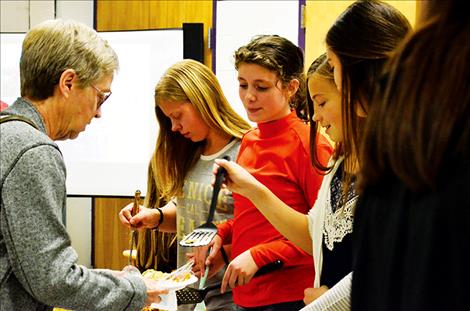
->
[300,272,352,311]
[1,145,146,310]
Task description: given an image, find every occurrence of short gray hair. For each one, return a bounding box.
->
[20,19,119,100]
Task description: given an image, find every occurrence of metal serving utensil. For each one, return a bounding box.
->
[128,190,141,265]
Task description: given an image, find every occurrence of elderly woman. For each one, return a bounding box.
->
[0,19,166,310]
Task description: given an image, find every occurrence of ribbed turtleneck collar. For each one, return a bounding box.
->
[257,110,298,139]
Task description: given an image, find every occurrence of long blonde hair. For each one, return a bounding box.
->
[136,165,176,271]
[136,59,250,270]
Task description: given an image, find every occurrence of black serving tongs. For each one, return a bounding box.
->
[176,260,283,305]
[179,156,230,247]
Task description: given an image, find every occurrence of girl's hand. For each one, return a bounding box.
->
[303,286,329,304]
[190,238,228,279]
[118,203,160,229]
[189,244,210,278]
[221,249,258,293]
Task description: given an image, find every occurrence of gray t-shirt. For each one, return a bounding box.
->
[176,139,240,310]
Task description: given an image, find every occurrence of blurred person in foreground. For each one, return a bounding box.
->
[353,1,470,310]
[0,19,167,310]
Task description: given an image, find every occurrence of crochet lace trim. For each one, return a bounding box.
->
[323,195,357,251]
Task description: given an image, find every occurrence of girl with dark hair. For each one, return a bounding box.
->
[322,0,411,180]
[353,0,470,309]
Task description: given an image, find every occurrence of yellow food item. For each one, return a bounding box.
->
[170,271,191,282]
[141,269,168,281]
[142,268,192,284]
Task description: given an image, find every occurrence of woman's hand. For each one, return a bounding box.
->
[221,249,259,293]
[118,203,160,229]
[142,277,169,306]
[112,265,169,306]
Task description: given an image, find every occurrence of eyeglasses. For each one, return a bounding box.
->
[91,85,112,108]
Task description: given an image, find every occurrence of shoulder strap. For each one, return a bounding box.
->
[0,115,39,130]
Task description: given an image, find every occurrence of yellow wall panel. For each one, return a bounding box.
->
[96,1,151,30]
[94,197,133,270]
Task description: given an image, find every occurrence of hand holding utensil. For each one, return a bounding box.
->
[176,260,283,305]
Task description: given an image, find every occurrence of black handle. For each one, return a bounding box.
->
[254,260,283,277]
[203,282,223,293]
[201,259,282,293]
[206,156,230,223]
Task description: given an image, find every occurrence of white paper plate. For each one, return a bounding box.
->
[158,273,198,291]
[150,274,198,311]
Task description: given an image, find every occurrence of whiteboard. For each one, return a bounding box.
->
[215,0,300,125]
[0,29,184,196]
[0,33,25,105]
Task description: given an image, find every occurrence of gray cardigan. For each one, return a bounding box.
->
[0,98,146,310]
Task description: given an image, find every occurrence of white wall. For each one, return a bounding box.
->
[215,0,300,125]
[56,0,94,27]
[0,0,30,32]
[0,0,93,32]
[66,197,92,267]
[56,29,183,197]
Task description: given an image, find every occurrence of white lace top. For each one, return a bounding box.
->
[307,157,357,287]
[323,161,357,250]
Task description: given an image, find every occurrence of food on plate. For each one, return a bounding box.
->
[142,269,192,283]
[142,269,168,281]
